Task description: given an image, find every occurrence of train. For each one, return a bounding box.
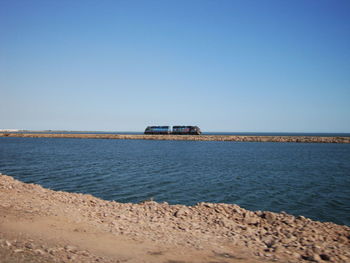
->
[144,126,202,135]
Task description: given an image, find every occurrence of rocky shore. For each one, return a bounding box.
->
[1,133,350,143]
[0,174,349,263]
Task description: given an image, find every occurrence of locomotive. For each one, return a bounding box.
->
[144,126,201,135]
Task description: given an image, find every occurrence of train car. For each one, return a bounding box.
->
[144,126,171,135]
[172,126,202,135]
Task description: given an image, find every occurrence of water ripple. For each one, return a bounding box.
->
[0,137,350,225]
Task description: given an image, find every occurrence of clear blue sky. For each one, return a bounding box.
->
[1,0,349,132]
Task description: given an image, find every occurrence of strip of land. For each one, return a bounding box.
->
[1,133,350,143]
[0,174,349,263]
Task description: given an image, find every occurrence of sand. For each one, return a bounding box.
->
[0,174,349,263]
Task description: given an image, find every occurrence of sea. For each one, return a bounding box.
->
[0,134,349,226]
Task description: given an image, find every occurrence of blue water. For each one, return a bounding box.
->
[1,137,349,226]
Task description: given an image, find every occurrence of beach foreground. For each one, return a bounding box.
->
[0,174,349,263]
[1,133,350,143]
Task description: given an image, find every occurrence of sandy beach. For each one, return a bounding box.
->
[0,174,349,263]
[1,133,350,143]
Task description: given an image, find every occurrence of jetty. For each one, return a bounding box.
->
[1,133,350,143]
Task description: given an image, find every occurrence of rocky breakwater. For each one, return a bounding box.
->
[1,133,350,143]
[0,174,349,263]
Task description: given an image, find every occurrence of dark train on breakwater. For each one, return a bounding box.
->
[144,126,202,135]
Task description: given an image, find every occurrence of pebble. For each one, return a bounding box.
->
[292,252,301,259]
[263,212,277,224]
[25,242,34,249]
[5,240,11,247]
[174,207,189,217]
[48,248,57,255]
[34,249,45,255]
[80,250,90,256]
[320,254,331,261]
[64,245,78,252]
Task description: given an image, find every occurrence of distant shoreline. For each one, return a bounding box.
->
[3,130,350,137]
[1,133,350,143]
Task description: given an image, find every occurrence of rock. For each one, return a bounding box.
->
[297,215,306,221]
[273,244,281,253]
[261,235,275,248]
[255,211,263,217]
[48,248,57,255]
[338,255,349,261]
[312,245,322,254]
[320,254,331,261]
[244,212,259,225]
[282,217,295,226]
[262,212,277,224]
[78,250,90,256]
[202,202,214,208]
[292,252,301,259]
[337,235,348,243]
[64,245,78,252]
[14,249,24,253]
[25,242,34,249]
[174,207,189,217]
[302,252,321,262]
[34,249,45,255]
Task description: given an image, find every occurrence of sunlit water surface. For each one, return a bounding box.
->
[1,137,349,226]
